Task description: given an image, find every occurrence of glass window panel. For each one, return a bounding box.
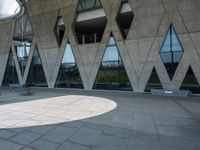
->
[14,41,31,75]
[55,43,83,89]
[14,14,33,41]
[62,43,75,64]
[14,21,22,36]
[13,14,33,75]
[3,50,19,86]
[95,0,101,7]
[15,41,31,58]
[172,42,182,52]
[173,52,183,63]
[94,35,132,91]
[160,24,184,80]
[77,4,82,12]
[83,0,94,9]
[180,66,200,94]
[26,46,47,87]
[103,46,120,63]
[32,48,41,65]
[93,68,111,89]
[18,15,27,33]
[160,52,172,63]
[108,37,116,46]
[145,67,163,92]
[160,29,171,52]
[25,17,32,33]
[171,27,183,52]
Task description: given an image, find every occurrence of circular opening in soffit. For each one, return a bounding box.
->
[0,0,24,22]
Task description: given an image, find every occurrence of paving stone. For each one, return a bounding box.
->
[128,133,160,145]
[11,128,28,133]
[181,125,200,139]
[0,130,16,139]
[131,119,156,134]
[162,145,198,150]
[62,121,86,128]
[92,146,125,150]
[83,122,106,131]
[0,141,23,150]
[57,141,90,150]
[127,144,162,150]
[21,147,35,150]
[110,111,133,128]
[0,89,200,150]
[87,118,111,126]
[95,134,128,147]
[30,139,59,150]
[28,124,57,135]
[42,126,77,143]
[156,126,185,137]
[103,126,133,138]
[11,131,41,145]
[69,127,102,146]
[159,135,199,150]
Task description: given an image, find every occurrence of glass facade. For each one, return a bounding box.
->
[77,0,102,13]
[26,46,47,87]
[13,14,33,76]
[55,43,83,88]
[180,66,200,94]
[160,24,183,80]
[145,67,163,92]
[93,35,132,91]
[3,50,19,86]
[2,7,198,93]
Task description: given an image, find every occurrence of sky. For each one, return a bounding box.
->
[0,0,20,18]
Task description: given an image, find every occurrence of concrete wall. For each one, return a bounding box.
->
[0,0,200,92]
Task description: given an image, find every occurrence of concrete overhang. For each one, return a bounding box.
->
[77,2,132,22]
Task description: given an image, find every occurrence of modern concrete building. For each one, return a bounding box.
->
[1,1,200,149]
[0,0,200,94]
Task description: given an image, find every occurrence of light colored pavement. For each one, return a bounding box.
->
[0,88,200,150]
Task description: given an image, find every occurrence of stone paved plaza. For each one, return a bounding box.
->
[0,88,200,150]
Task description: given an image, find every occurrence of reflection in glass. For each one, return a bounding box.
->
[145,67,163,92]
[26,46,47,87]
[55,43,83,88]
[77,0,102,13]
[13,14,33,76]
[14,41,31,75]
[180,66,200,94]
[3,49,19,86]
[93,35,132,91]
[160,24,184,80]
